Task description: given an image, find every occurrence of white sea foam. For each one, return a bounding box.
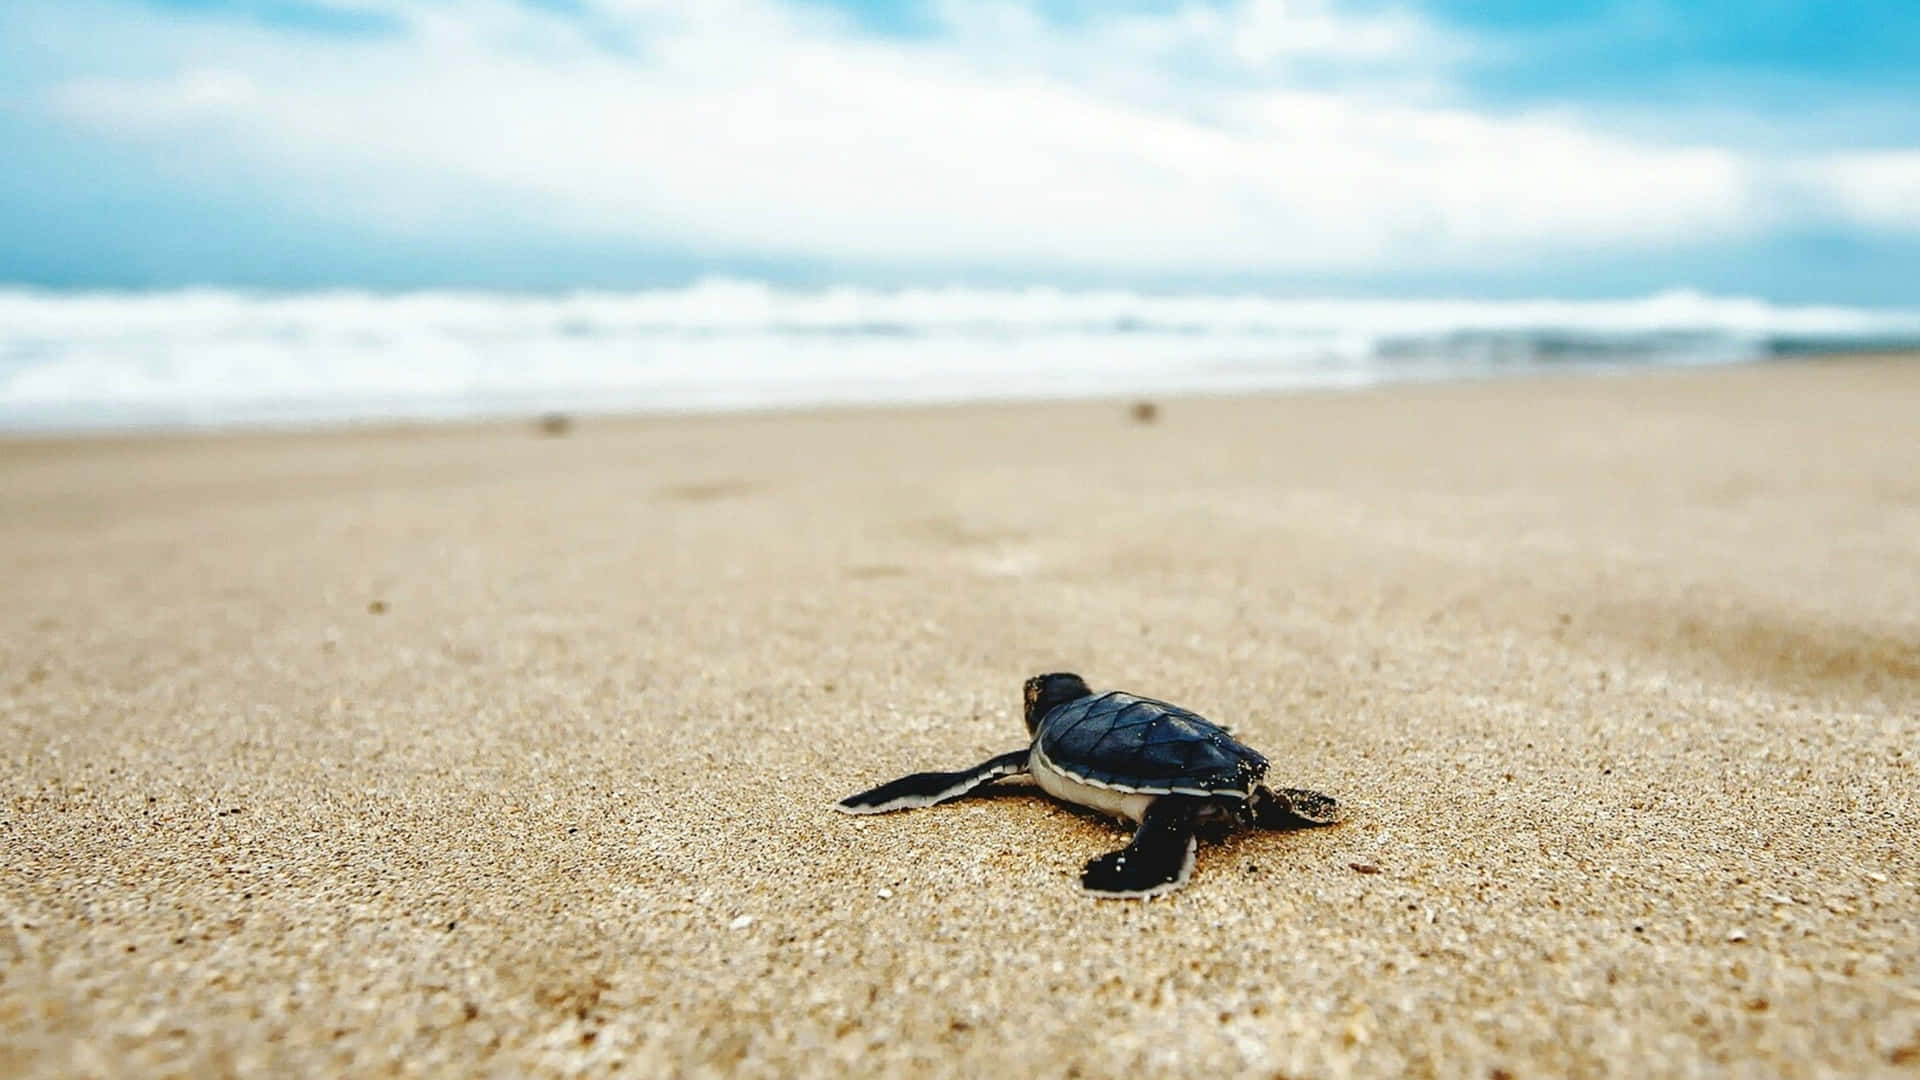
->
[1,282,1915,432]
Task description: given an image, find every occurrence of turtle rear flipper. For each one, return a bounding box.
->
[1248,785,1340,829]
[1081,796,1200,899]
[834,749,1030,814]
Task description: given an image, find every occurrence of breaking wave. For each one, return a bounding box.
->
[2,281,1916,431]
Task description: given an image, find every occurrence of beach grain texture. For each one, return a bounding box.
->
[3,358,1918,1078]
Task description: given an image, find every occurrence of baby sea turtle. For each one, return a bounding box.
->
[835,673,1339,898]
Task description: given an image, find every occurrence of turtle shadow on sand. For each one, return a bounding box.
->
[940,780,1334,834]
[835,673,1340,899]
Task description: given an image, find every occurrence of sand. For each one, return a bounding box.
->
[3,357,1917,1078]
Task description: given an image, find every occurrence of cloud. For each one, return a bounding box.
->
[1804,151,1920,228]
[28,0,1920,279]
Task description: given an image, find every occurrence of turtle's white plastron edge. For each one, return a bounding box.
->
[1029,744,1154,823]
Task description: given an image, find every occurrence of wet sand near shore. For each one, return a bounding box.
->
[4,357,1918,1077]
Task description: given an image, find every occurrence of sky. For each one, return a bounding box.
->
[2,0,1917,302]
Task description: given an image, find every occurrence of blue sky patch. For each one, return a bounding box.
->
[136,0,403,36]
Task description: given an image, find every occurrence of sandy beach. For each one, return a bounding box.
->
[3,357,1917,1077]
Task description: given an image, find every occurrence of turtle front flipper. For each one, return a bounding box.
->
[1080,796,1201,899]
[1248,785,1340,829]
[834,749,1031,815]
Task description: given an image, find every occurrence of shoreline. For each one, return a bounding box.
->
[4,348,1915,447]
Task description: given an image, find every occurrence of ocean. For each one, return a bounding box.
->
[2,281,1916,433]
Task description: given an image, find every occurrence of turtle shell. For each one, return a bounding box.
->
[1034,690,1268,797]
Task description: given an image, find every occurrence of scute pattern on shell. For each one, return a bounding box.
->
[1035,691,1268,794]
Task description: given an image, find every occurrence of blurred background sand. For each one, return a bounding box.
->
[4,358,1916,1077]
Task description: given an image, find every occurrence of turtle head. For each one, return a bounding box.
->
[1023,672,1092,734]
